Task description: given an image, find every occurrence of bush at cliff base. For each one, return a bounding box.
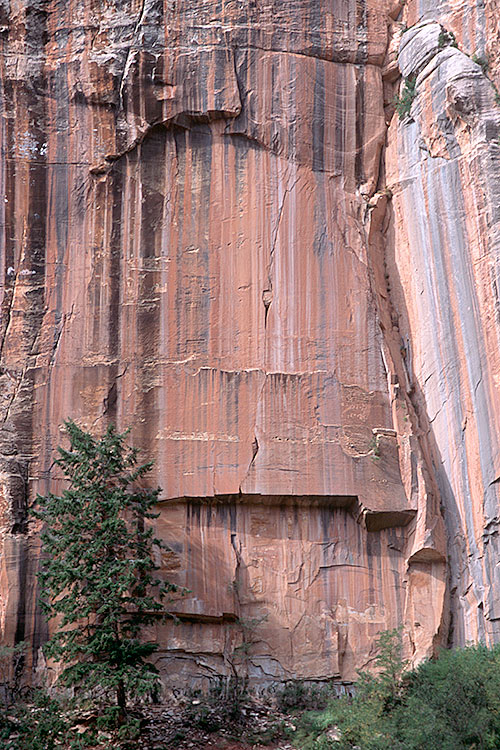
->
[293,632,500,750]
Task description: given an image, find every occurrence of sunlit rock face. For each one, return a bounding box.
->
[3,0,499,688]
[387,0,500,646]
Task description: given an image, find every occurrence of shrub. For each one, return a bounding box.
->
[394,77,417,120]
[293,635,500,750]
[471,53,489,74]
[276,681,334,712]
[396,644,500,749]
[184,676,249,731]
[438,29,458,50]
[4,690,69,750]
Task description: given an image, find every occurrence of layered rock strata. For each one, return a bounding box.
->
[0,0,497,688]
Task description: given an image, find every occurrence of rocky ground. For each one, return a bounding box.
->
[3,680,335,748]
[56,691,307,749]
[135,695,301,750]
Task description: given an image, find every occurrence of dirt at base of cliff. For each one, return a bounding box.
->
[4,681,333,748]
[45,693,303,750]
[194,744,287,750]
[134,698,300,750]
[145,734,296,750]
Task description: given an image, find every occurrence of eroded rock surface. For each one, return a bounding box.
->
[387,2,500,645]
[0,0,497,688]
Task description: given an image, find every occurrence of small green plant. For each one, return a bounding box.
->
[471,52,489,73]
[0,687,144,749]
[245,719,287,745]
[292,628,408,750]
[233,613,269,658]
[0,641,26,707]
[394,76,417,120]
[3,690,70,750]
[438,28,458,50]
[372,627,409,704]
[184,676,249,732]
[276,681,334,712]
[369,435,381,460]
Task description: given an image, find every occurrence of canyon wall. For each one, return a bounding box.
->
[387,0,500,645]
[0,0,497,689]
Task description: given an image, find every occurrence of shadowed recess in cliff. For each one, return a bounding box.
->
[159,493,417,531]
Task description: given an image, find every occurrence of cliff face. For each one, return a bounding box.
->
[387,1,500,644]
[0,0,497,688]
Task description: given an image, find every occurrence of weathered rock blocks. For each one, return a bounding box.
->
[155,497,414,686]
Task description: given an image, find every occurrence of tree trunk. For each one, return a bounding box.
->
[117,679,126,721]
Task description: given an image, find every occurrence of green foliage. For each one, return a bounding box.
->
[1,688,143,750]
[369,435,381,461]
[233,613,268,659]
[185,677,249,732]
[394,77,417,120]
[395,644,500,749]
[32,420,181,714]
[276,681,334,712]
[245,719,287,746]
[3,690,69,750]
[293,635,500,750]
[0,641,27,707]
[292,628,406,750]
[370,627,408,703]
[472,53,490,73]
[438,29,458,50]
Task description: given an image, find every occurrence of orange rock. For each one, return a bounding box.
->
[9,0,500,689]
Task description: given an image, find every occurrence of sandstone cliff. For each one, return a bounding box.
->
[0,0,497,689]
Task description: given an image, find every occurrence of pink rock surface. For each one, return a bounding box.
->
[4,0,499,687]
[387,5,500,645]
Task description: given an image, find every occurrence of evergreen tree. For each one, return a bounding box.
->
[32,420,178,716]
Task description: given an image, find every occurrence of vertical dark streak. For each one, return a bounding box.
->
[109,168,123,361]
[355,67,365,186]
[312,60,325,172]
